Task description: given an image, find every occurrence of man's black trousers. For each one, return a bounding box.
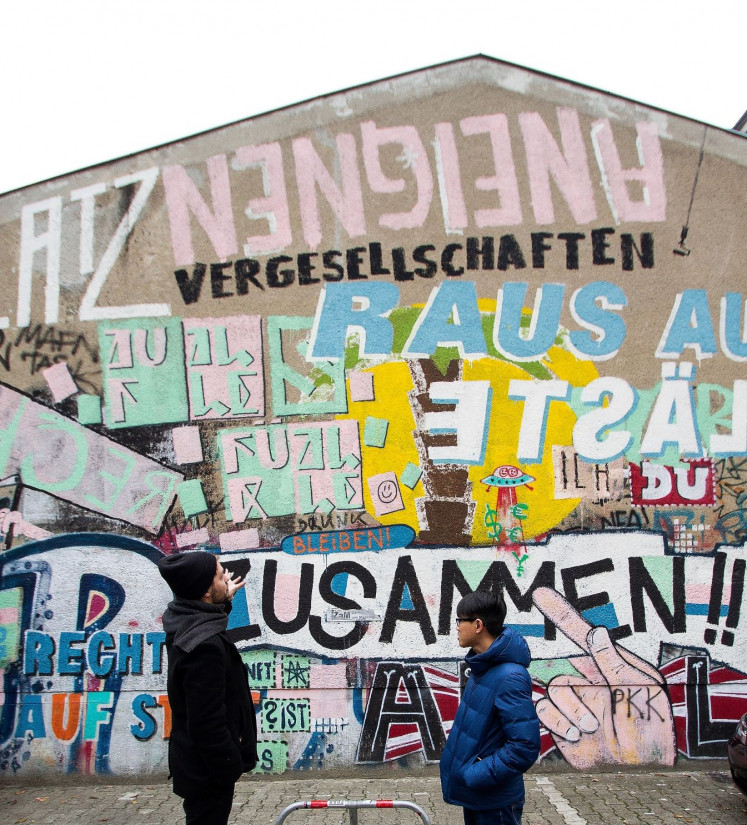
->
[183,785,235,825]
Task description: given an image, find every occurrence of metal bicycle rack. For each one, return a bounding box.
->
[274,799,432,825]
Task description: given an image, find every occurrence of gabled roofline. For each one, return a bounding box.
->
[4,53,745,197]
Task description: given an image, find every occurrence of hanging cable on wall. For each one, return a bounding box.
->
[674,125,708,256]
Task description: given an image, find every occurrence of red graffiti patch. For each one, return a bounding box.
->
[630,460,716,507]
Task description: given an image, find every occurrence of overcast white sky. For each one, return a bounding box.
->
[2,0,745,195]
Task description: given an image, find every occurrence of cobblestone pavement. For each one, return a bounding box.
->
[1,771,746,825]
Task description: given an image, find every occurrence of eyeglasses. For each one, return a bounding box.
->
[455,617,476,626]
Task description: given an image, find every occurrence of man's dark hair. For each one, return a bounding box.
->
[456,589,507,637]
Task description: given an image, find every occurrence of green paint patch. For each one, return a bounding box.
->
[269,316,346,416]
[77,394,102,425]
[254,740,288,774]
[99,317,188,428]
[639,556,676,612]
[339,303,557,380]
[219,421,361,520]
[390,306,421,354]
[364,417,389,447]
[455,560,493,591]
[400,462,423,489]
[261,698,311,733]
[242,650,276,688]
[282,655,310,689]
[177,479,209,518]
[431,346,461,375]
[529,657,586,684]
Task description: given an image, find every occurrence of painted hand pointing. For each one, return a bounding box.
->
[532,587,676,768]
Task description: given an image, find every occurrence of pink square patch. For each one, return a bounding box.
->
[349,371,375,402]
[172,426,204,464]
[367,471,404,516]
[42,362,78,402]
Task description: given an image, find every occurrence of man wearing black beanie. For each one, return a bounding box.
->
[158,551,258,825]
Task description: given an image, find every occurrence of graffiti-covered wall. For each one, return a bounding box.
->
[0,57,745,779]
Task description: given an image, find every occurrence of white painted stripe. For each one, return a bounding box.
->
[709,683,747,697]
[534,777,587,825]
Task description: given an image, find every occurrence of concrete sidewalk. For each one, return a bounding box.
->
[1,771,745,825]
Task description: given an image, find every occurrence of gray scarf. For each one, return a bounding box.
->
[162,597,229,653]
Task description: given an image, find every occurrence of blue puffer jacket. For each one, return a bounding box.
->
[440,627,540,810]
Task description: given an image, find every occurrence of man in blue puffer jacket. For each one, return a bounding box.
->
[440,590,540,825]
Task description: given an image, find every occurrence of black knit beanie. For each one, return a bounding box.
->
[158,551,217,600]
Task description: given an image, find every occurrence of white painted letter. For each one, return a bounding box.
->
[591,120,666,222]
[424,381,491,464]
[572,377,635,462]
[509,379,570,463]
[18,196,62,326]
[79,168,169,321]
[460,114,522,226]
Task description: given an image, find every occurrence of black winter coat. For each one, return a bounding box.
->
[164,611,258,798]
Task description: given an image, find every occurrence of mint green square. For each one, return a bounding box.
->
[241,650,276,688]
[401,463,423,489]
[281,655,310,689]
[177,479,209,517]
[77,394,102,425]
[364,416,389,448]
[99,317,188,428]
[254,741,288,774]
